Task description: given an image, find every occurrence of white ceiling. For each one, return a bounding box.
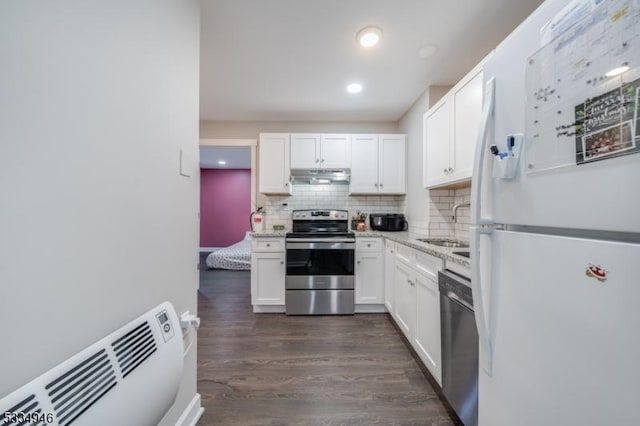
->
[200,146,251,169]
[200,0,544,122]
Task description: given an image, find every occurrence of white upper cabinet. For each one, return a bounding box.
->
[259,133,292,194]
[290,133,351,169]
[379,135,406,194]
[424,100,452,187]
[290,133,320,168]
[451,70,483,182]
[423,59,487,188]
[350,134,406,194]
[320,134,351,168]
[350,134,380,193]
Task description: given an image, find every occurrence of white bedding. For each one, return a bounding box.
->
[205,232,251,270]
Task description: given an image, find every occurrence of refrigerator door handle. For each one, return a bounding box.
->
[471,76,495,226]
[471,225,493,375]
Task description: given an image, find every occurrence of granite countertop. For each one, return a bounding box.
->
[251,231,288,238]
[251,230,470,268]
[353,230,470,268]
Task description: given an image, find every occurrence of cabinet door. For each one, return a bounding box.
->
[394,262,415,339]
[290,133,320,169]
[414,272,442,385]
[355,252,383,304]
[250,252,285,305]
[423,99,451,188]
[450,69,483,182]
[384,241,396,314]
[349,134,379,194]
[378,135,406,194]
[320,134,351,169]
[259,133,291,194]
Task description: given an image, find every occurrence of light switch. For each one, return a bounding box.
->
[180,149,192,177]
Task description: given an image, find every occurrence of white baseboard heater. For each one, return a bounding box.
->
[1,301,184,426]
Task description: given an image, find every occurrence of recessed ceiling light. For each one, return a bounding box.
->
[357,27,382,48]
[417,44,438,59]
[217,160,227,165]
[347,83,363,94]
[605,63,629,77]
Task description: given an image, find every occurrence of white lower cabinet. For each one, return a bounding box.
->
[250,238,285,311]
[384,240,396,314]
[414,271,442,385]
[355,238,384,309]
[392,242,443,385]
[394,261,415,338]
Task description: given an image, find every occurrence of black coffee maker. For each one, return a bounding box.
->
[369,213,408,231]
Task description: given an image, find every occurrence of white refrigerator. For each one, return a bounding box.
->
[470,0,640,425]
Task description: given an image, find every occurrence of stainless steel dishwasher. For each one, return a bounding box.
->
[439,269,478,426]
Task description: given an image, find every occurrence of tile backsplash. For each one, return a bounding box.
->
[427,186,471,242]
[262,184,406,229]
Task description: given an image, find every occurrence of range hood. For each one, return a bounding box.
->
[290,169,350,184]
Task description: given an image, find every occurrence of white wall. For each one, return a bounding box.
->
[201,120,400,139]
[0,1,200,424]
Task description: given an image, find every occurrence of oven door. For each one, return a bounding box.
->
[285,241,354,290]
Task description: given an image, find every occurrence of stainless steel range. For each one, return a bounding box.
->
[285,209,355,315]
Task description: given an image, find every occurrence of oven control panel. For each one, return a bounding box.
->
[292,210,348,220]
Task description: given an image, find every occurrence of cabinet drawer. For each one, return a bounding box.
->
[252,238,284,252]
[356,238,382,252]
[415,251,443,281]
[395,243,415,265]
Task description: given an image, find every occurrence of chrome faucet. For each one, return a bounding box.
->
[452,202,471,223]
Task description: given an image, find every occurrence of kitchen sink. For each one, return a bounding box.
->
[452,251,470,259]
[415,238,469,248]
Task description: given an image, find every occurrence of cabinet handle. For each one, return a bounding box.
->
[367,243,371,247]
[285,182,289,186]
[280,260,284,265]
[379,183,384,188]
[266,243,270,247]
[443,168,448,174]
[448,167,454,173]
[321,159,325,163]
[315,158,320,163]
[374,183,379,187]
[357,260,361,264]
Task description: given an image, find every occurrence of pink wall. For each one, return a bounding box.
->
[200,169,251,247]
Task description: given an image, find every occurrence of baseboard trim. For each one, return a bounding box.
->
[355,304,387,313]
[253,305,285,313]
[176,393,204,426]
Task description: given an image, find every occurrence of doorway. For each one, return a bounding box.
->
[198,139,257,279]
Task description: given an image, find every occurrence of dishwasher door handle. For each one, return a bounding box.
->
[446,291,474,311]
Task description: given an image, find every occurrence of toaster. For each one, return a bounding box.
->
[369,213,408,232]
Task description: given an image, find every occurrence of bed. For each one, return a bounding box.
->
[205,232,252,270]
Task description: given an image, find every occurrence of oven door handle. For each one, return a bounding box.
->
[286,241,355,249]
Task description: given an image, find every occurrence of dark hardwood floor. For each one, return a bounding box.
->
[197,259,461,425]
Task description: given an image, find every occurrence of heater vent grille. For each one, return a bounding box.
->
[0,394,47,426]
[0,302,183,426]
[45,349,117,426]
[111,321,157,378]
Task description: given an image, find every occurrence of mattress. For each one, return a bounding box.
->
[205,233,251,270]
